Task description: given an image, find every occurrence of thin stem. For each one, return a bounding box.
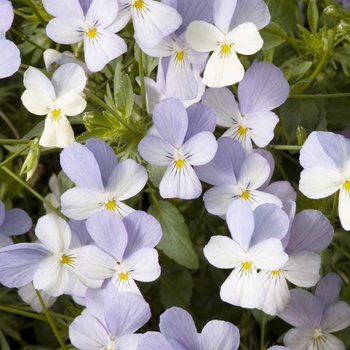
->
[288,92,350,99]
[260,312,266,350]
[9,27,46,52]
[0,144,30,169]
[35,290,68,350]
[0,110,20,139]
[138,47,147,118]
[330,191,339,226]
[84,89,142,136]
[0,166,66,219]
[268,145,302,151]
[0,305,48,322]
[0,139,29,144]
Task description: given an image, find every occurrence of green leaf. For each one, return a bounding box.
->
[148,200,199,269]
[147,164,167,187]
[160,264,193,308]
[261,22,286,51]
[307,0,319,35]
[265,0,297,33]
[135,44,159,76]
[116,74,134,118]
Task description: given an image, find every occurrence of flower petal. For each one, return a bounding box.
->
[213,0,237,33]
[0,208,32,236]
[0,39,20,79]
[46,17,85,44]
[21,90,54,116]
[43,0,84,18]
[229,22,263,55]
[321,301,350,332]
[203,185,238,216]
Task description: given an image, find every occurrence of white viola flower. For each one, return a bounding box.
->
[117,0,182,48]
[185,0,270,87]
[21,64,87,148]
[299,131,350,231]
[60,139,148,220]
[204,199,289,309]
[43,0,127,72]
[202,61,289,154]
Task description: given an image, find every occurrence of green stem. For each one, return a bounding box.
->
[0,305,47,322]
[84,89,142,136]
[260,312,266,350]
[9,28,46,52]
[138,47,147,118]
[269,148,290,181]
[35,290,68,350]
[268,145,302,151]
[0,139,30,144]
[0,144,30,169]
[0,166,66,219]
[288,92,350,99]
[330,191,339,226]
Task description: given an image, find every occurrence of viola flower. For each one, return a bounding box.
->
[43,0,127,72]
[0,199,32,248]
[204,199,289,309]
[195,137,282,217]
[202,61,289,154]
[185,0,270,87]
[69,281,151,350]
[137,306,240,350]
[0,214,100,297]
[278,273,350,350]
[117,0,182,49]
[76,210,162,294]
[259,209,333,315]
[299,131,350,230]
[60,138,147,220]
[0,0,21,78]
[21,64,87,148]
[138,98,217,199]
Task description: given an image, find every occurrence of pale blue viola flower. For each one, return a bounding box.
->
[117,0,182,49]
[138,98,217,199]
[268,347,290,350]
[259,208,334,315]
[204,199,289,309]
[279,273,350,350]
[202,61,289,154]
[43,0,127,72]
[299,131,350,230]
[137,306,240,350]
[0,214,100,297]
[195,137,282,217]
[0,0,21,78]
[69,281,150,350]
[185,0,270,87]
[76,210,162,294]
[60,139,148,220]
[0,199,32,248]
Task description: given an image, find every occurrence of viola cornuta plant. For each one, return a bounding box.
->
[1,0,350,349]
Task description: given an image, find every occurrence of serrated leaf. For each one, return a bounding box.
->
[160,265,193,308]
[116,74,134,118]
[148,200,199,269]
[307,0,319,35]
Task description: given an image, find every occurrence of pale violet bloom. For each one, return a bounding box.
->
[202,61,289,154]
[195,137,282,217]
[60,139,148,220]
[138,98,217,199]
[137,306,240,350]
[299,131,350,230]
[185,0,270,87]
[21,64,87,148]
[0,0,21,78]
[204,199,289,309]
[279,273,350,350]
[117,0,182,49]
[260,209,333,315]
[0,199,32,248]
[0,214,100,297]
[69,281,150,350]
[76,210,162,294]
[43,0,127,72]
[268,347,290,350]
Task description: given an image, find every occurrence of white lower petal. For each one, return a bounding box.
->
[21,90,54,116]
[111,272,141,294]
[40,113,75,148]
[284,328,315,350]
[338,187,350,230]
[203,46,244,87]
[220,264,265,309]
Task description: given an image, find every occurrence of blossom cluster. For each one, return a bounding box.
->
[1,0,350,349]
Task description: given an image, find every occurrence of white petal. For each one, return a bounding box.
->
[247,190,283,210]
[220,264,265,309]
[213,0,237,33]
[338,187,350,230]
[203,46,244,88]
[85,0,119,29]
[204,235,244,268]
[299,167,342,199]
[283,328,315,350]
[321,301,350,332]
[228,22,263,55]
[46,17,85,45]
[40,113,75,148]
[23,67,56,98]
[21,90,54,116]
[203,186,238,216]
[185,21,223,52]
[55,90,87,116]
[0,39,21,79]
[43,0,84,18]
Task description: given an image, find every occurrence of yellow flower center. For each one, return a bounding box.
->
[238,125,248,136]
[176,51,184,61]
[175,159,185,168]
[271,269,281,276]
[134,0,145,10]
[105,199,117,211]
[312,327,323,341]
[86,26,98,38]
[344,180,350,191]
[61,254,74,266]
[242,261,252,270]
[220,43,232,58]
[51,109,61,121]
[119,272,128,280]
[240,190,250,200]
